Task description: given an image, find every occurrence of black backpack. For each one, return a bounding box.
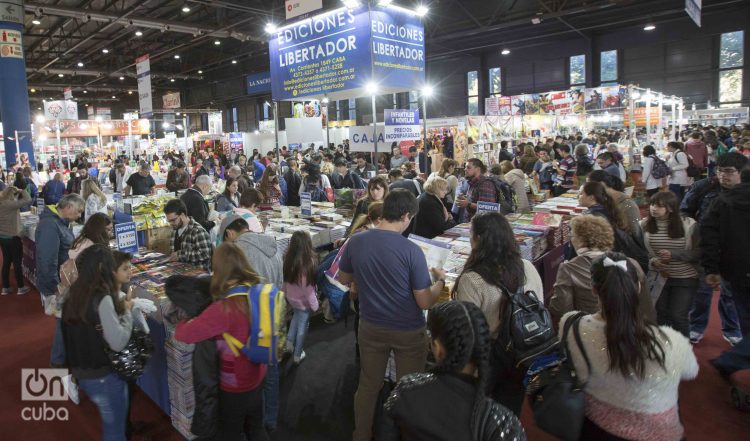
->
[486,176,517,215]
[613,229,649,272]
[496,285,557,369]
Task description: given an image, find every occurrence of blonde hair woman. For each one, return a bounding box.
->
[82,179,108,221]
[413,176,456,239]
[429,159,459,206]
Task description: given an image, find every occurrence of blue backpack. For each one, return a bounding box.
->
[305,179,328,202]
[222,284,286,365]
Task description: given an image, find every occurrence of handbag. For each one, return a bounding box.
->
[97,318,155,381]
[526,312,590,441]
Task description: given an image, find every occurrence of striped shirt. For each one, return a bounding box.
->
[647,219,697,279]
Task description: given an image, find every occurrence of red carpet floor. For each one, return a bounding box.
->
[0,279,747,440]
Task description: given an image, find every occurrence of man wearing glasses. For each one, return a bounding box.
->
[163,199,212,269]
[682,152,749,346]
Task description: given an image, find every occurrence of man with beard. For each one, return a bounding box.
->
[164,199,212,269]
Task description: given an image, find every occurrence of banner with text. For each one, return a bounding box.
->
[285,0,323,20]
[136,54,153,118]
[369,5,425,91]
[384,109,420,142]
[162,92,180,109]
[246,71,272,95]
[349,124,385,152]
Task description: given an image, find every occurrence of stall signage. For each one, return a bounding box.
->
[349,125,385,152]
[369,6,425,90]
[162,92,181,109]
[476,201,500,214]
[44,100,79,121]
[96,107,111,120]
[0,1,23,24]
[115,221,139,254]
[300,192,312,216]
[285,0,322,20]
[63,87,73,100]
[384,109,421,142]
[136,54,153,118]
[246,71,273,95]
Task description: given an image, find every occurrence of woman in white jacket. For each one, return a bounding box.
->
[498,161,531,213]
[666,141,691,201]
[640,145,665,197]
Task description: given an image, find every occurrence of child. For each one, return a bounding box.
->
[282,231,319,364]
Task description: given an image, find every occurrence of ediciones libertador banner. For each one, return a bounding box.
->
[269,4,425,101]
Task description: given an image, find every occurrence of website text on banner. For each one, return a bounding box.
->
[136,54,153,118]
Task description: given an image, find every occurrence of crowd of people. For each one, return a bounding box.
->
[0,121,746,440]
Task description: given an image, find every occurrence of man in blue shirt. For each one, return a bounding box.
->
[339,189,446,441]
[596,151,620,178]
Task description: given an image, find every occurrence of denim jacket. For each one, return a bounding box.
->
[35,206,74,295]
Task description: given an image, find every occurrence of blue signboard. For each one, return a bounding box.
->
[246,71,272,95]
[384,109,421,142]
[115,221,139,254]
[300,192,312,216]
[476,201,500,214]
[269,4,425,101]
[369,6,426,91]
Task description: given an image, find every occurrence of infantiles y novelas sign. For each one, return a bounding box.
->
[384,109,421,142]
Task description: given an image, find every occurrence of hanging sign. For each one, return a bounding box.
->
[162,92,180,109]
[300,192,312,216]
[0,1,23,24]
[369,6,425,90]
[384,109,421,142]
[208,112,223,134]
[136,54,153,118]
[349,125,385,152]
[476,201,500,214]
[685,0,701,27]
[285,0,323,20]
[115,221,139,254]
[44,100,78,120]
[63,87,73,100]
[246,71,272,95]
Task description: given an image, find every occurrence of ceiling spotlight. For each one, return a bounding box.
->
[265,23,277,34]
[422,85,434,97]
[415,5,429,17]
[365,81,378,95]
[102,48,109,53]
[163,122,171,129]
[83,90,88,94]
[174,54,180,59]
[84,104,89,107]
[214,40,221,45]
[35,114,45,123]
[198,70,203,74]
[135,30,143,37]
[170,78,175,82]
[501,48,511,55]
[231,60,237,64]
[119,76,125,80]
[77,61,84,67]
[57,73,64,77]
[182,5,190,13]
[37,107,42,111]
[30,88,36,93]
[112,95,116,99]
[128,90,133,95]
[32,19,41,25]
[644,24,656,31]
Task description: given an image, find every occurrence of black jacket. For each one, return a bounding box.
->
[180,187,215,231]
[332,170,366,190]
[414,193,456,239]
[284,170,302,206]
[381,372,525,441]
[164,275,218,439]
[701,183,750,287]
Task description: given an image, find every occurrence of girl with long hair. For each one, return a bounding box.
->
[257,163,287,210]
[453,212,543,415]
[82,178,107,221]
[233,187,264,233]
[351,175,388,221]
[282,231,319,364]
[0,185,32,294]
[641,191,700,336]
[69,212,112,261]
[666,141,691,201]
[578,181,629,233]
[216,177,241,212]
[62,244,142,441]
[383,301,525,440]
[175,242,269,441]
[587,170,641,234]
[519,145,538,175]
[559,252,698,440]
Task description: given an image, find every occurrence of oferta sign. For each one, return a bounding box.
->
[269,4,425,101]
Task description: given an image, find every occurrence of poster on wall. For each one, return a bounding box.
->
[601,85,628,109]
[585,87,603,111]
[229,132,244,154]
[384,109,420,143]
[485,96,511,116]
[136,54,153,118]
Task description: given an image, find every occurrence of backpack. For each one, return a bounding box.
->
[650,155,671,179]
[496,285,557,369]
[613,229,649,272]
[222,284,286,365]
[305,179,328,202]
[683,152,702,178]
[486,176,517,215]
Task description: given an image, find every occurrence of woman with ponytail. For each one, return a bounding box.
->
[383,301,525,441]
[559,252,698,441]
[453,212,543,415]
[578,181,630,233]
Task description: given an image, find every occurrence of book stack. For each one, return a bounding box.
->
[164,327,196,440]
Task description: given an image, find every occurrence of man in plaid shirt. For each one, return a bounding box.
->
[455,158,499,219]
[164,199,213,269]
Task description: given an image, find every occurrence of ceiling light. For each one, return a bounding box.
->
[214,40,221,45]
[128,90,133,95]
[84,104,89,107]
[57,73,64,77]
[77,61,84,67]
[197,70,203,74]
[644,24,656,31]
[135,31,143,37]
[83,90,87,94]
[35,114,45,123]
[265,23,277,34]
[163,122,171,129]
[119,76,125,80]
[182,6,190,13]
[37,107,42,111]
[170,78,175,82]
[112,95,116,99]
[231,60,237,64]
[422,85,434,97]
[174,54,180,59]
[365,82,378,95]
[32,19,41,25]
[102,48,109,53]
[30,88,36,93]
[415,5,429,17]
[501,48,510,55]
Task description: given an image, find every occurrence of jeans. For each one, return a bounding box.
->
[656,277,699,337]
[0,236,23,289]
[712,329,750,375]
[78,372,129,441]
[218,388,269,441]
[353,319,427,441]
[286,309,311,359]
[689,279,743,339]
[51,317,66,367]
[262,363,279,430]
[731,280,750,335]
[668,184,687,203]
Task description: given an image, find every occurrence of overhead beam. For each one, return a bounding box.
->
[26,67,201,80]
[25,1,258,41]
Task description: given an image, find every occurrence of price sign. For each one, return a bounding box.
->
[114,222,139,254]
[476,201,500,214]
[300,192,312,216]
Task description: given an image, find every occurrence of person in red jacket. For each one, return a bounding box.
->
[175,242,269,441]
[685,131,708,171]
